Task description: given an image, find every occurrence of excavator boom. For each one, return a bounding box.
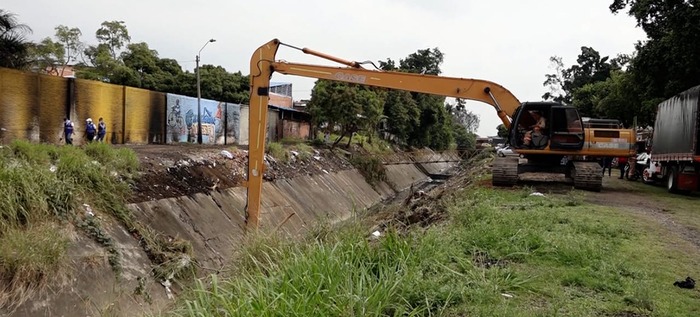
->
[245,38,633,232]
[246,38,520,231]
[270,62,520,127]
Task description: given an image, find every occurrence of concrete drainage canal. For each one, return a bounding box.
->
[5,146,469,317]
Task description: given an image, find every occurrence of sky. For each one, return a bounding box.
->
[3,0,646,137]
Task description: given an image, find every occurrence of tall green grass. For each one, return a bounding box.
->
[168,184,700,317]
[173,229,423,317]
[0,141,138,230]
[0,140,141,309]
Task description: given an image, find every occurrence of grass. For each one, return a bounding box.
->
[349,155,388,188]
[165,177,700,317]
[0,222,69,308]
[266,142,287,162]
[266,141,316,163]
[317,131,394,154]
[0,140,196,310]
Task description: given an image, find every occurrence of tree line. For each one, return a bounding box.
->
[0,10,249,105]
[540,0,700,128]
[1,9,481,151]
[308,48,480,151]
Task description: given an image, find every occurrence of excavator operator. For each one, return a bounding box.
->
[523,110,547,147]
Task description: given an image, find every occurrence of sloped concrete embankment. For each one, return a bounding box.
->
[129,164,434,270]
[12,163,452,317]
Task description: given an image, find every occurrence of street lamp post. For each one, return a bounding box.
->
[196,38,216,144]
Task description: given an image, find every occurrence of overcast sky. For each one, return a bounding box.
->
[4,0,645,137]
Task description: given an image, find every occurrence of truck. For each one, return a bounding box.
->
[243,39,636,230]
[643,85,700,193]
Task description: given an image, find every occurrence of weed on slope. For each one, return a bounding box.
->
[0,141,191,311]
[167,175,700,316]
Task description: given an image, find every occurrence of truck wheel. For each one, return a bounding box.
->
[667,167,678,193]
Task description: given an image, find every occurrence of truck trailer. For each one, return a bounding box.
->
[644,85,700,193]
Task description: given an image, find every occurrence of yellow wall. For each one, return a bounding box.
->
[73,79,124,144]
[38,74,69,143]
[0,67,294,146]
[0,67,166,145]
[0,68,39,141]
[124,87,166,144]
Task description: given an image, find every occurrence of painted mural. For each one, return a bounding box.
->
[220,103,241,144]
[165,93,240,144]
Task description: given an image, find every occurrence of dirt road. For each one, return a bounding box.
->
[591,176,700,251]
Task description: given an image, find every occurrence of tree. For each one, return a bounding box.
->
[27,25,83,76]
[398,48,444,75]
[496,124,508,138]
[95,21,130,59]
[542,47,625,107]
[308,80,384,147]
[54,25,82,71]
[0,9,32,69]
[447,98,480,133]
[453,124,476,151]
[79,20,130,81]
[448,98,478,151]
[28,37,64,74]
[381,89,420,142]
[195,65,249,104]
[610,0,700,99]
[376,47,455,150]
[542,56,567,103]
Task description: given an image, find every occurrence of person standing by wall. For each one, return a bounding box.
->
[85,118,96,143]
[96,117,107,143]
[63,117,74,145]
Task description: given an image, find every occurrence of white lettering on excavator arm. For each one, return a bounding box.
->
[334,72,366,84]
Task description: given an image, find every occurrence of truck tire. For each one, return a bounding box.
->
[667,167,678,193]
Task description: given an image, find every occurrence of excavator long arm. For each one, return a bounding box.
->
[246,38,521,231]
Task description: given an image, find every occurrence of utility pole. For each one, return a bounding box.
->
[196,38,216,144]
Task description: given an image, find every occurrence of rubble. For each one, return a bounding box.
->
[128,144,354,203]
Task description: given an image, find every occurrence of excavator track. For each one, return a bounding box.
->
[570,161,602,192]
[492,156,519,186]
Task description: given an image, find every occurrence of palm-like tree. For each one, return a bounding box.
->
[0,9,33,69]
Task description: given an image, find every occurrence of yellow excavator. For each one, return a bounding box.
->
[245,39,635,230]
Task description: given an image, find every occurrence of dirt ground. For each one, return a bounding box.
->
[124,144,353,203]
[588,176,700,251]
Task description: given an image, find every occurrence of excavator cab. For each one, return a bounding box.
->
[509,102,584,151]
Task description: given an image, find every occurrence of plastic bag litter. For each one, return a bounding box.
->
[220,150,234,159]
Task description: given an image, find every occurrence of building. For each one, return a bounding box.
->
[269,82,293,108]
[44,65,76,78]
